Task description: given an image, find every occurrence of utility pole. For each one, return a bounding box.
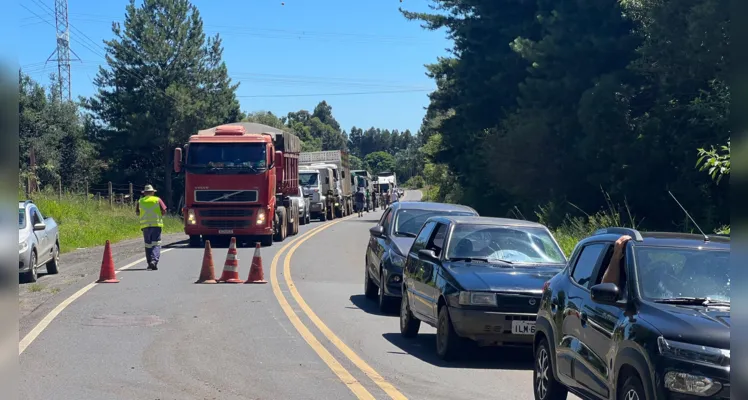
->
[45,0,80,101]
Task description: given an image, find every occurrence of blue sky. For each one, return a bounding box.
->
[18,0,450,133]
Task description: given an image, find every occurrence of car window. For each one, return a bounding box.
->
[571,243,605,289]
[634,246,730,302]
[446,224,566,263]
[594,244,628,298]
[18,209,26,229]
[31,208,43,225]
[410,221,437,255]
[393,209,475,238]
[381,209,394,234]
[426,223,448,257]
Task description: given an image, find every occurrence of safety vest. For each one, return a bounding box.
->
[139,195,164,229]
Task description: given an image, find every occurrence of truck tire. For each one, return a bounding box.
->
[286,205,295,236]
[320,210,327,221]
[274,208,287,242]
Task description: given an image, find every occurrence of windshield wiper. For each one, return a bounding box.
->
[394,231,417,238]
[449,257,490,263]
[653,297,730,306]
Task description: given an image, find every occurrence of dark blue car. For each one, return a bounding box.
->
[364,201,478,312]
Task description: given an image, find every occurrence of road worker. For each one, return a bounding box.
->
[136,184,167,270]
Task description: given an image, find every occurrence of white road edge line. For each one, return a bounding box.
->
[19,248,173,355]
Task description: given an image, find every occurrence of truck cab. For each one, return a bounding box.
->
[300,166,335,221]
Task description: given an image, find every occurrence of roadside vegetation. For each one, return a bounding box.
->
[23,191,183,253]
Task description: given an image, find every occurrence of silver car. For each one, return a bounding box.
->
[19,200,61,283]
[292,185,311,225]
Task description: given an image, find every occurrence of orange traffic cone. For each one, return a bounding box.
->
[195,240,217,284]
[96,240,120,283]
[218,237,243,283]
[245,242,268,284]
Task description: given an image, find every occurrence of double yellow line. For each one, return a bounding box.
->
[270,216,408,400]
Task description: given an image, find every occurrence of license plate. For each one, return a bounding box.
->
[511,320,536,335]
[218,229,234,234]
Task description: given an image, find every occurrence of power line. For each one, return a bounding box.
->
[236,89,431,98]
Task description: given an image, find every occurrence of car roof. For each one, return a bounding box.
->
[583,228,729,250]
[432,215,548,228]
[391,201,477,213]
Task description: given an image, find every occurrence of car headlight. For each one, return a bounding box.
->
[19,241,28,253]
[458,291,497,306]
[663,371,722,397]
[186,209,197,225]
[390,252,406,269]
[256,209,266,225]
[657,337,730,367]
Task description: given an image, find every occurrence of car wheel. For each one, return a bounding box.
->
[619,374,645,400]
[306,212,311,225]
[25,251,38,283]
[364,266,378,300]
[436,305,462,360]
[534,338,568,400]
[46,242,60,274]
[378,271,394,313]
[400,289,420,338]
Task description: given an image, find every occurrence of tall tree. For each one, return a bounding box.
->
[86,0,240,206]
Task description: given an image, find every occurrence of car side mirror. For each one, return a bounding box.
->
[418,249,440,264]
[590,283,622,306]
[33,222,46,231]
[369,225,385,238]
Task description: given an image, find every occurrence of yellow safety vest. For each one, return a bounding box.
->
[139,195,164,229]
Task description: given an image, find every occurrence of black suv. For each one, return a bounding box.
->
[533,228,730,400]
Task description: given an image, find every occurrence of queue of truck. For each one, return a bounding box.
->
[173,122,386,247]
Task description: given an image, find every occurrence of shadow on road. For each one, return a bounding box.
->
[382,332,534,370]
[346,218,381,224]
[348,294,398,316]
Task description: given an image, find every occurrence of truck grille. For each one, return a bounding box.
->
[194,190,258,203]
[201,220,252,229]
[198,209,253,217]
[495,293,542,314]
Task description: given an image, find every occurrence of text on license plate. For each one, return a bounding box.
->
[511,321,536,335]
[218,229,234,234]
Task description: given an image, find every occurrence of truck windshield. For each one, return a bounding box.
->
[187,143,267,172]
[300,173,319,186]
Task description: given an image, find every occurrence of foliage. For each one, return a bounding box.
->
[402,0,730,233]
[697,140,730,183]
[28,191,182,253]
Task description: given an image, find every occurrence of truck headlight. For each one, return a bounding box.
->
[256,209,266,225]
[19,241,28,253]
[458,291,497,306]
[186,209,197,225]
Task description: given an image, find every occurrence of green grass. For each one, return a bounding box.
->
[26,191,183,253]
[27,283,44,293]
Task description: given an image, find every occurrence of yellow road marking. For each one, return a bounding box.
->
[283,218,410,400]
[19,248,173,355]
[270,221,376,400]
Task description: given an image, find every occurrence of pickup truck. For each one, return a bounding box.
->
[19,200,60,283]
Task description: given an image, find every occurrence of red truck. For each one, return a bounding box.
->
[173,122,302,247]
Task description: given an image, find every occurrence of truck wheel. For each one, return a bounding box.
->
[286,205,295,236]
[274,210,286,242]
[260,235,273,247]
[320,211,327,221]
[300,209,307,226]
[188,235,201,248]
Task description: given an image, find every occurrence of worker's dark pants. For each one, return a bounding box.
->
[142,227,162,265]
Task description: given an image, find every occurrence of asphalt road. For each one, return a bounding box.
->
[19,190,580,400]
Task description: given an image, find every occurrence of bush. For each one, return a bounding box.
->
[25,191,183,253]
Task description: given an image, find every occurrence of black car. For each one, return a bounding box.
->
[399,216,567,360]
[365,201,478,312]
[533,227,730,400]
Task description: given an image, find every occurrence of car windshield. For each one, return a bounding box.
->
[300,172,319,186]
[18,209,25,229]
[187,143,266,172]
[393,209,475,237]
[446,224,566,264]
[635,246,730,303]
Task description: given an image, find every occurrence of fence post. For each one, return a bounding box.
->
[96,192,101,205]
[85,180,89,203]
[129,182,134,205]
[58,178,62,200]
[108,182,113,207]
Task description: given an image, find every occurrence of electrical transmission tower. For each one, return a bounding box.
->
[45,0,80,101]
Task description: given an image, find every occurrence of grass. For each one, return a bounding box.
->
[27,283,44,293]
[25,191,183,253]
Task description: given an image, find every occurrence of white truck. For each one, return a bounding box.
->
[299,165,336,221]
[300,150,354,218]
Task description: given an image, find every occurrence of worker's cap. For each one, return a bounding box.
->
[142,184,157,193]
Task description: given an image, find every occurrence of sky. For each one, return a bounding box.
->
[17,0,451,133]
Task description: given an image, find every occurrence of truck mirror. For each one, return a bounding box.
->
[174,148,183,173]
